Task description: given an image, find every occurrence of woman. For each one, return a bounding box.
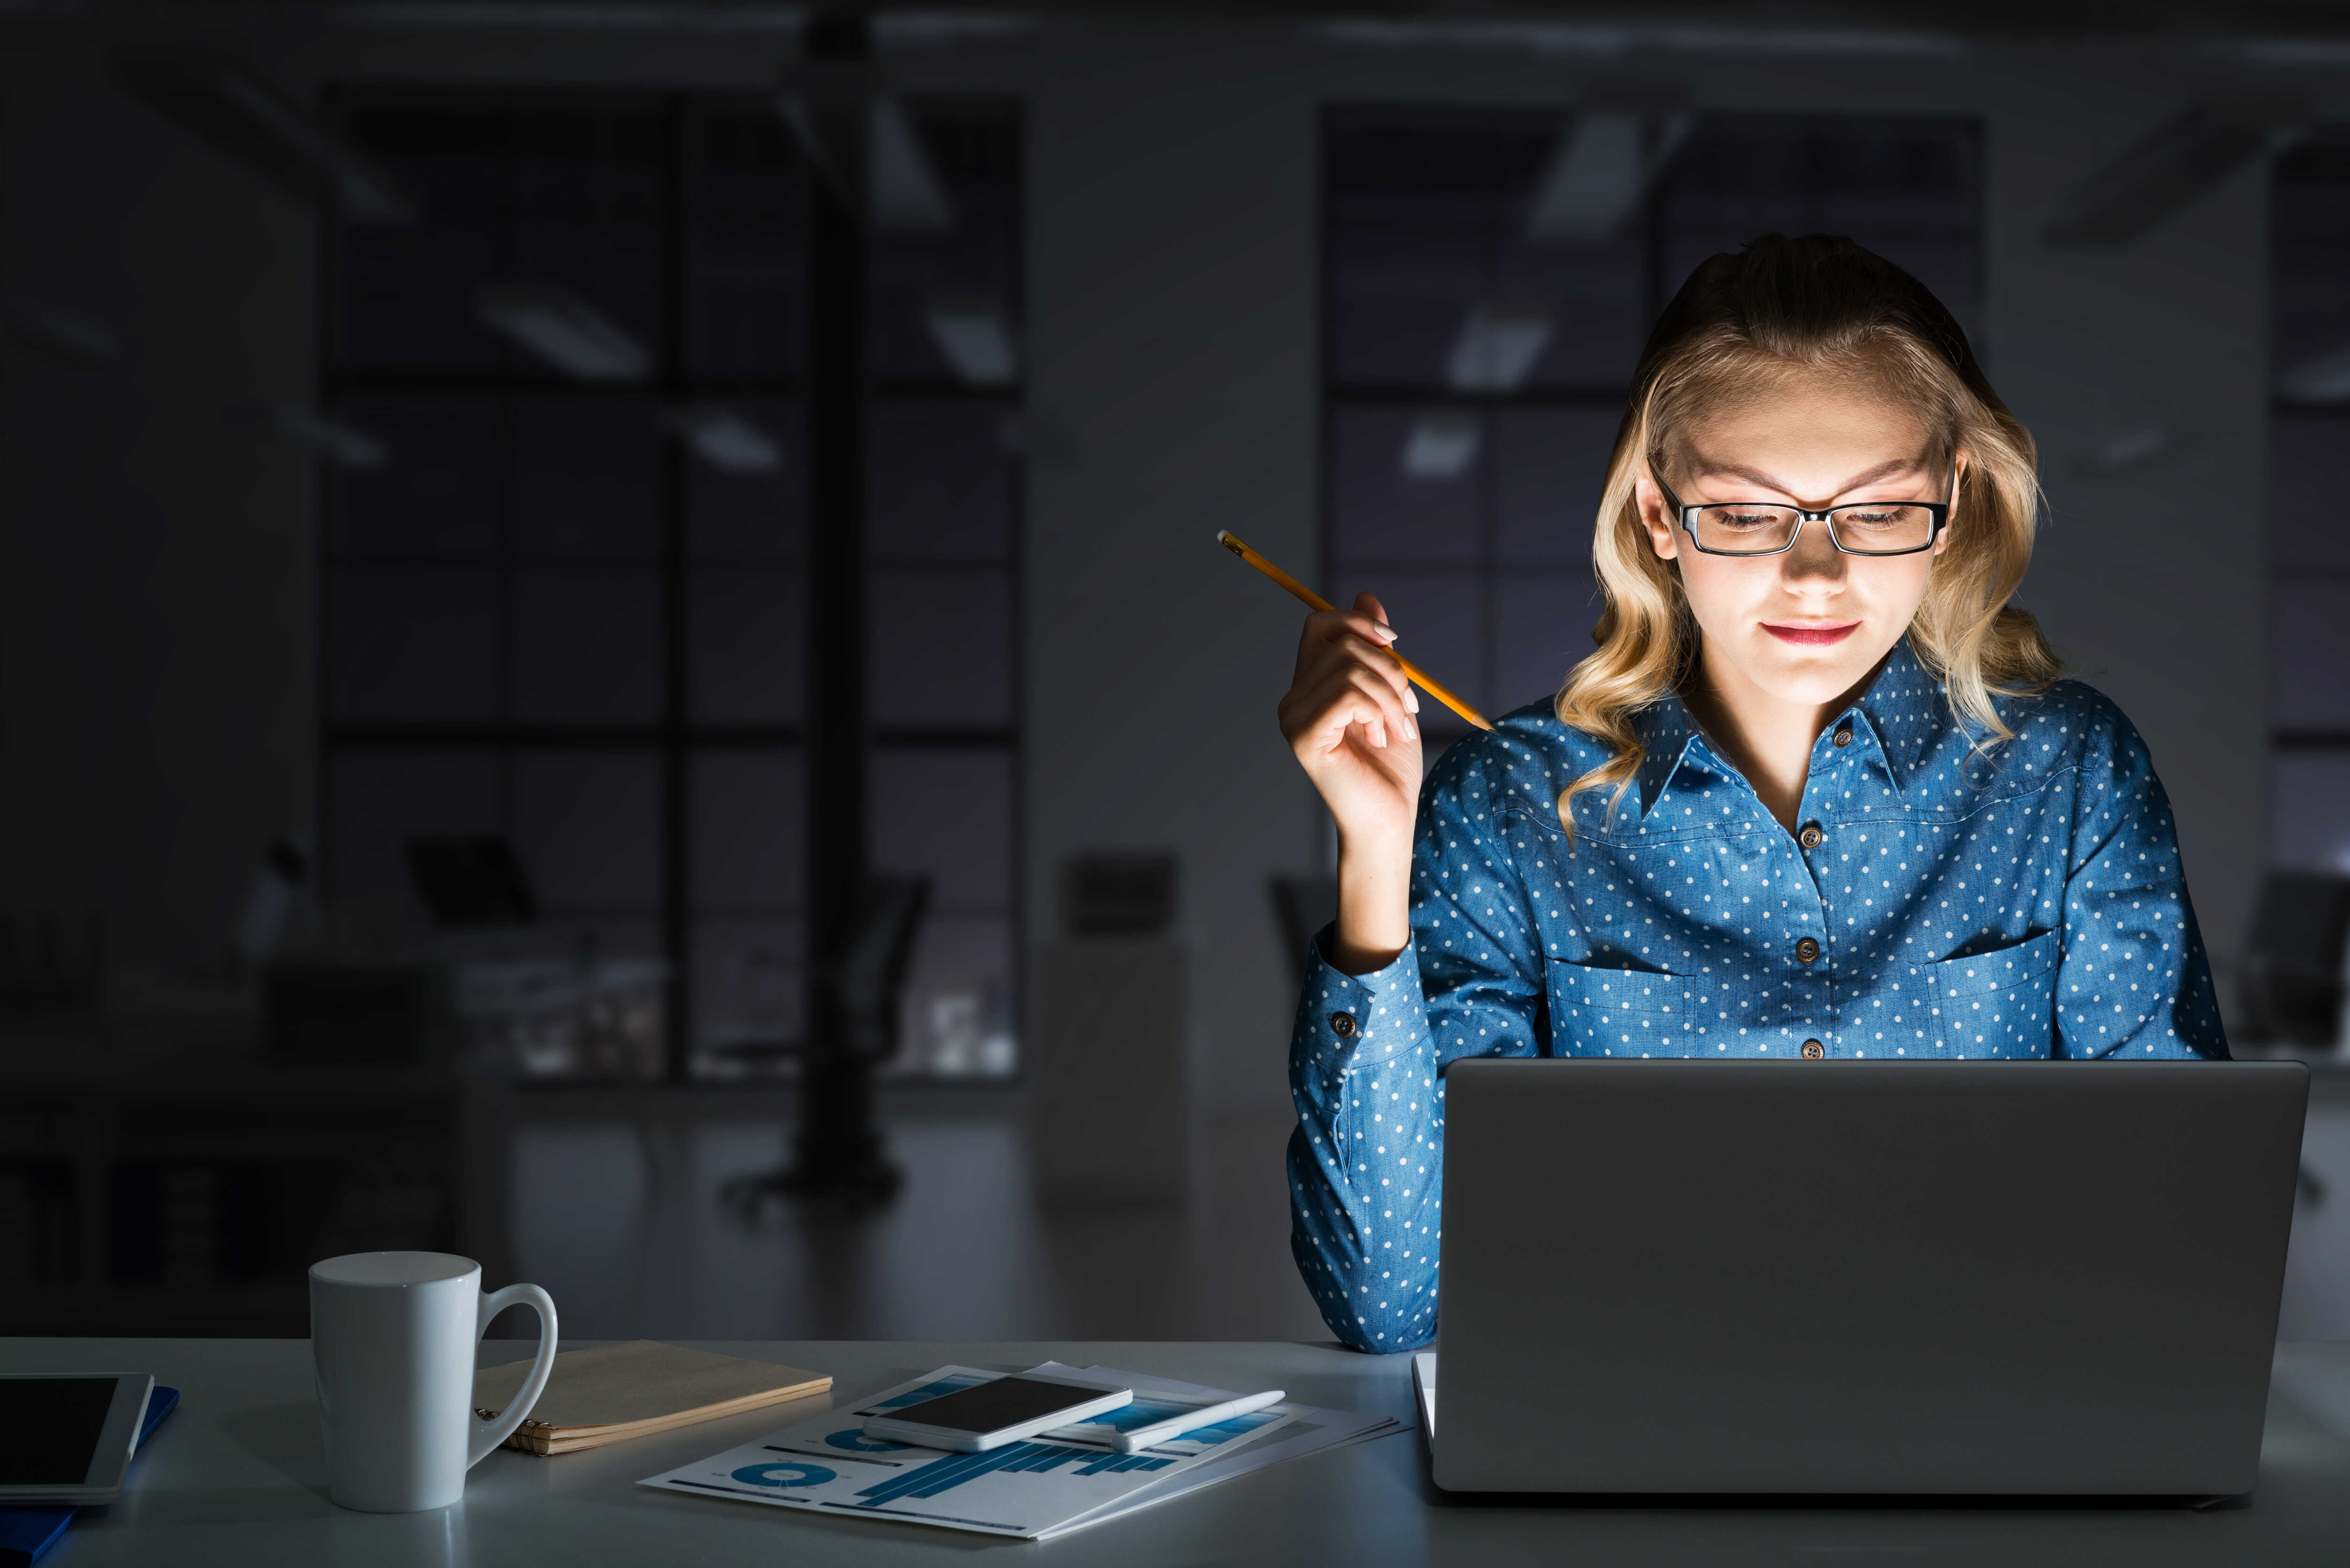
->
[1278,234,2228,1355]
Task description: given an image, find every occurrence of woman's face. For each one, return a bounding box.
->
[1636,375,1957,711]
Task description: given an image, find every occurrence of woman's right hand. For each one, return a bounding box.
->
[1277,592,1422,972]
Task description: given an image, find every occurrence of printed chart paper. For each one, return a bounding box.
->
[637,1365,1298,1539]
[1039,1361,1408,1530]
[1042,1389,1295,1457]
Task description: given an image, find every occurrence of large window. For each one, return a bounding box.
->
[2271,131,2350,872]
[321,90,1022,1079]
[1321,109,1981,751]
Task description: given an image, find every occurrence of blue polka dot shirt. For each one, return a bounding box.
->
[1286,639,2229,1354]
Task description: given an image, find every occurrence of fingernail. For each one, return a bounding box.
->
[1374,623,1399,642]
[1371,721,1387,748]
[1404,718,1418,741]
[1404,687,1420,714]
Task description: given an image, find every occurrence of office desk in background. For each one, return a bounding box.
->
[12,1338,2350,1566]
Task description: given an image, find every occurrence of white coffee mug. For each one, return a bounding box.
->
[310,1251,558,1513]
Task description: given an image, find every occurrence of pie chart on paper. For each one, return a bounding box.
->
[827,1428,909,1452]
[731,1461,837,1488]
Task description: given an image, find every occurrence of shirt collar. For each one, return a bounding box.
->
[1631,694,1706,818]
[1629,638,1948,817]
[1847,638,1944,799]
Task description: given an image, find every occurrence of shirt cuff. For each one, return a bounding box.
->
[1295,921,1427,1073]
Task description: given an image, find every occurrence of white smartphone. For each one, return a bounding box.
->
[0,1374,155,1506]
[861,1374,1131,1452]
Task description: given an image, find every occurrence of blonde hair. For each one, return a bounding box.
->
[1555,233,2061,824]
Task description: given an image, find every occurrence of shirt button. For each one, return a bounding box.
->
[1802,1039,1825,1059]
[1832,727,1852,748]
[1798,824,1824,850]
[1795,937,1820,963]
[1329,1011,1356,1037]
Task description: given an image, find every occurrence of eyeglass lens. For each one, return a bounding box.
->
[1692,504,1936,555]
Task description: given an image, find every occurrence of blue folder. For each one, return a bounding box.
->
[0,1385,180,1568]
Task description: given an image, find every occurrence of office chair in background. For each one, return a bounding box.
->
[723,875,931,1210]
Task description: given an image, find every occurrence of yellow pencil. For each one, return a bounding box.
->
[1216,530,1494,732]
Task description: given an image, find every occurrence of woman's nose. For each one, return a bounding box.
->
[1778,517,1849,585]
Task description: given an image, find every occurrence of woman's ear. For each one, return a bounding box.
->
[1934,449,1967,560]
[1635,461,1679,561]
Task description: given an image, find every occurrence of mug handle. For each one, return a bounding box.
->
[468,1282,560,1468]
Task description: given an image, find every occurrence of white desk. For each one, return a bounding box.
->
[14,1338,2350,1566]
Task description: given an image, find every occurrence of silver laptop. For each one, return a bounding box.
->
[1430,1058,2308,1496]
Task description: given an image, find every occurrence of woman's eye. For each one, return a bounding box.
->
[1716,511,1780,529]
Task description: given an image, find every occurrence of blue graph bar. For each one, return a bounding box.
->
[851,1441,1174,1507]
[1082,1454,1177,1475]
[854,1448,1007,1506]
[1179,1410,1282,1445]
[1078,1398,1196,1433]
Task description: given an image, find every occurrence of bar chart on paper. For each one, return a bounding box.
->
[641,1365,1296,1539]
[848,1441,1175,1509]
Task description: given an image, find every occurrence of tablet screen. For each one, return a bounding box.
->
[0,1379,120,1484]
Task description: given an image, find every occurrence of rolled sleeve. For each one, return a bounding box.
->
[1293,923,1430,1076]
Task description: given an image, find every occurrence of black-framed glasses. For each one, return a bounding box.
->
[1655,473,1953,557]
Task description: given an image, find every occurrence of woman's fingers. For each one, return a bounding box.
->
[1293,608,1396,690]
[1281,655,1415,757]
[1285,640,1422,750]
[1309,664,1418,753]
[1294,610,1413,705]
[1282,587,1426,764]
[1349,663,1418,745]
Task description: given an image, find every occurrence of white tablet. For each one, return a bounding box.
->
[0,1374,155,1506]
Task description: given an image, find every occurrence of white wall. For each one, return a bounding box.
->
[1984,52,2269,995]
[1024,31,1324,1121]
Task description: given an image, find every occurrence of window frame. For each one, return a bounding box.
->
[316,85,1026,1082]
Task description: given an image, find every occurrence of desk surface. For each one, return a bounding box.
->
[14,1337,2350,1567]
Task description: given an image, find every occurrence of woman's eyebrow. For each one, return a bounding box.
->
[1689,457,1930,497]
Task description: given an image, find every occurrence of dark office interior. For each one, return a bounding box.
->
[4,0,2350,1368]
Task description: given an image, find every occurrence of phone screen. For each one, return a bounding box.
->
[0,1379,118,1484]
[884,1377,1115,1435]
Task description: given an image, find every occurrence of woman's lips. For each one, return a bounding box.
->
[1762,620,1860,646]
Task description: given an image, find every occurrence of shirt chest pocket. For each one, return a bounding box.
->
[1924,930,2060,1058]
[1546,960,1690,1057]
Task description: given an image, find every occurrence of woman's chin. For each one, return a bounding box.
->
[1742,635,1890,705]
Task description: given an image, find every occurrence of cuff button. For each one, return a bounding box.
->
[1329,1011,1357,1037]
